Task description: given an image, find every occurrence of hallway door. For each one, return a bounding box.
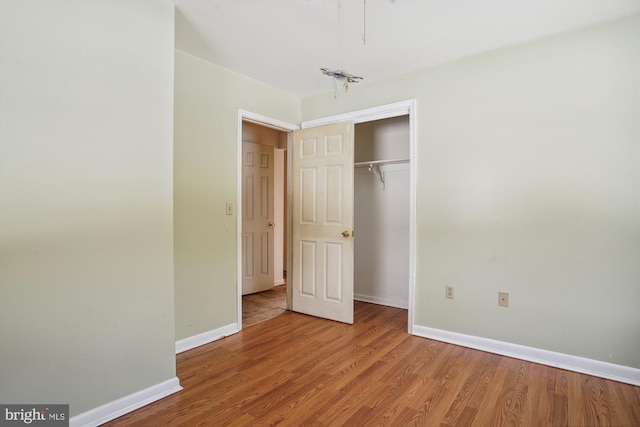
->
[242,141,275,295]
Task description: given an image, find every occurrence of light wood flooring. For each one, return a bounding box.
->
[104,302,640,426]
[242,285,287,327]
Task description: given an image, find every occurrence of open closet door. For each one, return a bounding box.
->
[291,122,354,324]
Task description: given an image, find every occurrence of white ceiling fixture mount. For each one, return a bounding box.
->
[321,68,364,97]
[320,0,366,98]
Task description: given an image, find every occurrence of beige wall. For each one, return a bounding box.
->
[174,51,298,340]
[302,14,640,368]
[0,0,176,415]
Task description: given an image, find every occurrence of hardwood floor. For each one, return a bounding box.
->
[242,285,287,327]
[104,303,640,426]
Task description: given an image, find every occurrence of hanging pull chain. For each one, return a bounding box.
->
[362,0,367,45]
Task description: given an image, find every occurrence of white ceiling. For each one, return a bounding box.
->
[173,0,640,97]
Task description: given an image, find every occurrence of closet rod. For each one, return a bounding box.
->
[354,158,409,167]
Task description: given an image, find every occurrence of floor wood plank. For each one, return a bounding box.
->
[103,302,640,426]
[242,284,287,327]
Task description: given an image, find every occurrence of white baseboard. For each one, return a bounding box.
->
[412,325,640,386]
[175,323,239,354]
[69,377,182,427]
[274,279,285,286]
[355,293,408,310]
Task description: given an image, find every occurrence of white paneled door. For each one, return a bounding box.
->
[242,141,275,295]
[291,122,354,324]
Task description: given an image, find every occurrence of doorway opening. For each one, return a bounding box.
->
[237,100,416,332]
[354,116,410,310]
[298,100,416,332]
[239,117,296,327]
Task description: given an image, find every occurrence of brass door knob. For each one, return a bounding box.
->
[268,222,276,228]
[341,230,350,238]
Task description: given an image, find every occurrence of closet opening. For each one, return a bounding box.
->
[354,115,411,310]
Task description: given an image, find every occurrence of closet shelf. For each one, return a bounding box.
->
[354,158,409,167]
[355,158,409,190]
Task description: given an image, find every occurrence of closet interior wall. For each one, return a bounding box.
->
[354,116,410,309]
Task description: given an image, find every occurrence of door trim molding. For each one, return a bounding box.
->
[301,100,414,128]
[301,99,417,334]
[237,110,299,329]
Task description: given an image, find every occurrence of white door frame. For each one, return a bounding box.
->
[237,99,417,334]
[301,99,417,334]
[237,110,299,329]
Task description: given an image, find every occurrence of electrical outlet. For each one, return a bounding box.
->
[446,286,454,299]
[498,292,509,307]
[226,202,233,215]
